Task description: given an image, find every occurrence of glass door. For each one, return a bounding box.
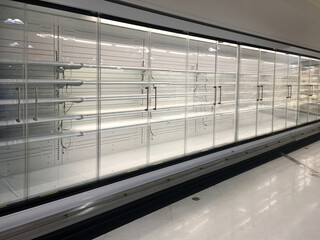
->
[298,57,310,124]
[273,53,288,131]
[237,46,259,140]
[186,38,216,153]
[286,55,299,128]
[148,31,187,163]
[0,1,27,205]
[308,59,319,122]
[215,43,238,145]
[26,6,98,197]
[99,21,149,176]
[257,50,275,135]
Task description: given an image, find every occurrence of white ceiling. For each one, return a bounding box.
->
[119,0,320,52]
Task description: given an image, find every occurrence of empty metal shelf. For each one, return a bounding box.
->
[0,98,84,105]
[0,79,83,86]
[0,131,83,147]
[0,115,84,127]
[0,59,83,69]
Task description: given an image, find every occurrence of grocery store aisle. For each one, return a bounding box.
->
[95,140,320,240]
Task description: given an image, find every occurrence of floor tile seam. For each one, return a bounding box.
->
[280,152,320,174]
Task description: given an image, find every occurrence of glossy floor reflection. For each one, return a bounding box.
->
[95,141,320,240]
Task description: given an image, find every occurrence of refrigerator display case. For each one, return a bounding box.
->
[0,0,319,208]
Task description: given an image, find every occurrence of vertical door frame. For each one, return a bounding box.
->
[296,56,301,125]
[146,29,152,165]
[23,2,29,201]
[97,15,101,180]
[271,53,277,132]
[212,41,218,146]
[255,49,261,136]
[183,37,189,155]
[285,54,289,128]
[235,45,241,141]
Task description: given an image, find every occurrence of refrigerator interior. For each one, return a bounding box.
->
[0,0,319,207]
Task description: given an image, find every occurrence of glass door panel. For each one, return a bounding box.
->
[257,50,275,135]
[273,53,288,131]
[237,46,259,140]
[99,22,149,176]
[215,43,237,145]
[26,7,98,197]
[308,59,319,122]
[186,39,215,153]
[287,55,299,127]
[149,32,186,163]
[0,1,26,205]
[298,57,310,124]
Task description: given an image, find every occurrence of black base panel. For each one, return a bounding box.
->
[37,133,320,240]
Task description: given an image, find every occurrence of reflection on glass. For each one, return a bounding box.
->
[298,57,311,124]
[273,53,288,131]
[238,46,259,140]
[257,50,274,135]
[0,0,319,208]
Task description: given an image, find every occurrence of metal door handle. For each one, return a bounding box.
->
[145,86,149,111]
[218,86,222,104]
[33,87,38,121]
[257,85,260,101]
[16,87,21,122]
[286,85,290,99]
[153,86,157,110]
[214,86,217,105]
[289,85,292,98]
[260,85,263,101]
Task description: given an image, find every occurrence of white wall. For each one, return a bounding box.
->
[119,0,320,52]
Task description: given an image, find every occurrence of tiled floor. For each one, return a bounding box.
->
[95,140,320,240]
